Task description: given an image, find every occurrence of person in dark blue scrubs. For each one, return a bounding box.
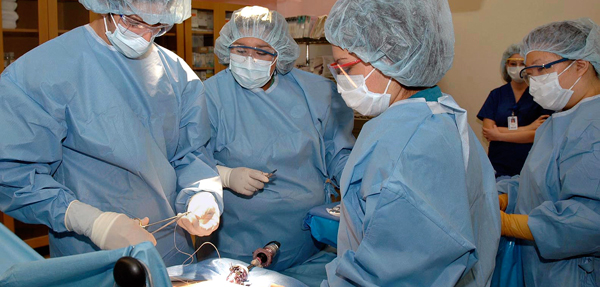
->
[478,44,553,177]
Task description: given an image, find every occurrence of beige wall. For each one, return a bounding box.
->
[439,0,600,149]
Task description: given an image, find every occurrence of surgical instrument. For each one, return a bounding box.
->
[266,169,277,179]
[138,212,190,234]
[226,241,281,285]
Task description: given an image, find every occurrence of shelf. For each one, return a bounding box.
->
[192,30,214,35]
[24,235,50,249]
[3,28,39,34]
[294,37,329,45]
[193,67,214,70]
[163,32,176,37]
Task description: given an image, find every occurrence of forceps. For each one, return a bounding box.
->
[138,211,190,234]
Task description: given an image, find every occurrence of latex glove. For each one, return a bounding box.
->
[217,165,270,196]
[65,200,156,250]
[500,210,534,241]
[178,192,220,237]
[499,193,508,211]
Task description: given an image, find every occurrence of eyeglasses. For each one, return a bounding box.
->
[228,45,278,63]
[328,59,362,81]
[519,58,571,84]
[118,14,173,37]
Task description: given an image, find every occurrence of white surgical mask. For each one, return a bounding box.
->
[529,61,582,111]
[229,54,275,89]
[336,69,392,117]
[507,66,525,83]
[104,15,154,59]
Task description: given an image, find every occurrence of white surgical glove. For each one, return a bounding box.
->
[177,192,220,237]
[65,200,156,250]
[217,165,270,196]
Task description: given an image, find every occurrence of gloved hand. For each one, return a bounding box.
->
[178,192,220,237]
[500,210,534,241]
[217,165,270,196]
[65,200,156,250]
[498,193,508,211]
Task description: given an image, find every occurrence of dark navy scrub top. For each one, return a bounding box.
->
[478,83,553,177]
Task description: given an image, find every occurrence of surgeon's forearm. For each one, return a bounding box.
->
[0,170,76,233]
[500,211,534,241]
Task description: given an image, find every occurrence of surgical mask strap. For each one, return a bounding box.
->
[104,14,119,34]
[569,75,583,90]
[364,68,392,94]
[558,60,582,90]
[364,68,377,80]
[558,60,576,77]
[103,15,110,33]
[383,77,392,94]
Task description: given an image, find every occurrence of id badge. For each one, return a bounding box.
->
[508,116,518,130]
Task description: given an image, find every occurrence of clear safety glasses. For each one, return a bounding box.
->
[519,58,571,84]
[328,59,363,89]
[228,45,278,64]
[118,14,173,38]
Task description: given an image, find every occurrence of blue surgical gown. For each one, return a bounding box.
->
[200,69,355,274]
[0,241,171,287]
[477,83,553,177]
[497,94,600,287]
[323,87,501,287]
[0,25,223,267]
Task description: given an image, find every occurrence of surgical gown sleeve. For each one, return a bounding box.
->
[496,175,520,213]
[325,122,481,286]
[171,74,223,214]
[321,82,354,185]
[527,122,600,259]
[0,68,75,232]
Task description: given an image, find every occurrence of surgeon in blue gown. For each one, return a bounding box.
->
[497,18,600,287]
[321,0,501,286]
[0,0,223,267]
[198,6,355,286]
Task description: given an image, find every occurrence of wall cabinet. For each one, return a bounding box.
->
[184,1,245,80]
[0,0,186,73]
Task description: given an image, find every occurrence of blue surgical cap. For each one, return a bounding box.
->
[325,0,455,87]
[214,6,299,74]
[501,44,522,82]
[78,0,191,25]
[521,18,600,78]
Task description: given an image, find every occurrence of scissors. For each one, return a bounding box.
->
[138,211,190,234]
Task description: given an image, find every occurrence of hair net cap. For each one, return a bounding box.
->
[214,6,299,74]
[501,43,522,82]
[78,0,191,25]
[521,18,600,78]
[325,0,455,87]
